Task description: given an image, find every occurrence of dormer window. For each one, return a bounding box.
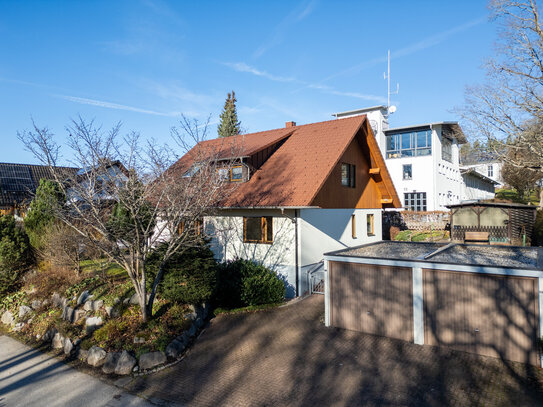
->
[217,168,229,180]
[183,164,201,178]
[230,166,243,182]
[341,163,355,188]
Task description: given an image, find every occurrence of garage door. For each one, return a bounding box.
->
[329,261,413,341]
[423,269,539,365]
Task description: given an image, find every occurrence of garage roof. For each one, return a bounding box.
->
[326,241,543,270]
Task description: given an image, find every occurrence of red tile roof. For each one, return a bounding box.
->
[171,115,399,208]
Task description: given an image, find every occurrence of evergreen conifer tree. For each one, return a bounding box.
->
[217,91,241,138]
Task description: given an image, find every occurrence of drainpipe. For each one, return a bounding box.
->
[294,209,299,296]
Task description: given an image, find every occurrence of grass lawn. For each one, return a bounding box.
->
[79,259,126,278]
[394,230,449,242]
[495,188,540,205]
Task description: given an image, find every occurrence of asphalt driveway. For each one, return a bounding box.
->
[123,295,543,406]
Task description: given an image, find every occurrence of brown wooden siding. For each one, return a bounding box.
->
[311,131,382,209]
[423,269,539,365]
[329,261,414,341]
[246,138,288,171]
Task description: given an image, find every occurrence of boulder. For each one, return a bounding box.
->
[52,332,65,349]
[102,352,120,374]
[74,309,86,322]
[62,306,75,322]
[138,351,166,370]
[129,293,139,305]
[83,300,104,312]
[77,349,89,362]
[52,293,66,308]
[42,327,57,342]
[165,339,185,359]
[1,310,14,326]
[30,300,42,310]
[115,351,137,375]
[133,336,146,344]
[187,324,197,338]
[77,290,90,305]
[85,316,103,333]
[105,305,120,318]
[63,338,73,355]
[87,346,107,367]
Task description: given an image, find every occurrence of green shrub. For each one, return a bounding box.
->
[147,242,218,305]
[533,210,543,246]
[241,266,286,306]
[216,259,285,308]
[0,215,33,297]
[24,179,65,250]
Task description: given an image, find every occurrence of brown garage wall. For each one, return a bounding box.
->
[423,269,540,366]
[329,261,413,342]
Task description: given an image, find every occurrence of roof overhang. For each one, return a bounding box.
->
[460,167,500,184]
[332,106,387,118]
[385,122,467,144]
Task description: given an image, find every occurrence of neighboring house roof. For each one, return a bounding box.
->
[0,162,79,208]
[460,167,500,185]
[385,122,467,144]
[447,201,537,210]
[332,106,388,118]
[171,115,401,209]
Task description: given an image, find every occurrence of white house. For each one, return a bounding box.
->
[172,115,401,297]
[333,106,497,211]
[462,161,504,188]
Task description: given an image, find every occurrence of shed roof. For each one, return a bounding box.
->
[447,201,537,210]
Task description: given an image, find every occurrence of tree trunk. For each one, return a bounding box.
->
[147,264,166,319]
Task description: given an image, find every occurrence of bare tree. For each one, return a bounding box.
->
[18,116,240,322]
[459,0,543,176]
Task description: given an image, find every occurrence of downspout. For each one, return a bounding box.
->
[294,209,299,296]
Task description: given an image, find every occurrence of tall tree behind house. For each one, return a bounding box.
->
[217,91,241,138]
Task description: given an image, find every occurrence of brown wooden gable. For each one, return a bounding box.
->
[310,118,400,209]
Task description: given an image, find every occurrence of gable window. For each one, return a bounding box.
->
[402,164,412,180]
[230,166,243,181]
[487,164,493,177]
[404,192,427,211]
[442,137,452,163]
[341,163,355,188]
[386,129,431,158]
[243,216,273,244]
[367,214,374,236]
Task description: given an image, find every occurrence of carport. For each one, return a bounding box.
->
[324,241,543,366]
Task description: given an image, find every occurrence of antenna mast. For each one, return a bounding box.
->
[384,49,399,109]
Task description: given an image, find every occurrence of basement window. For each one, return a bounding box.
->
[243,216,273,244]
[341,163,356,188]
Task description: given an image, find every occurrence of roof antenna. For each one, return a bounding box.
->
[383,50,399,114]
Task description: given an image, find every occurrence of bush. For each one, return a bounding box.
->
[534,210,543,246]
[216,259,285,308]
[24,179,65,250]
[0,215,33,297]
[147,242,218,305]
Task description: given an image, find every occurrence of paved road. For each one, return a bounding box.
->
[0,335,156,407]
[124,295,543,407]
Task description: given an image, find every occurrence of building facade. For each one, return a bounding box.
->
[333,107,496,211]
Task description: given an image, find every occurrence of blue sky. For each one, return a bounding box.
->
[0,0,494,165]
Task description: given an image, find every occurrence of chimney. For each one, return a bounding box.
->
[285,121,296,128]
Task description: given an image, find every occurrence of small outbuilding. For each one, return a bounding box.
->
[447,201,537,245]
[324,241,543,366]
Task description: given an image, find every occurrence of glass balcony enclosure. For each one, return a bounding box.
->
[386,128,432,159]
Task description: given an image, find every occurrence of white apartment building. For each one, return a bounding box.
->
[333,106,497,211]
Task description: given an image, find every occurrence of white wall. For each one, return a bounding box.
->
[461,173,496,201]
[463,162,503,187]
[205,209,298,297]
[299,208,381,294]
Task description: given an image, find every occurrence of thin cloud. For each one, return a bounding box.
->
[56,95,179,117]
[253,0,318,58]
[221,62,296,83]
[323,16,486,82]
[222,61,385,103]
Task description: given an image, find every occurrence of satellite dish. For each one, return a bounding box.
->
[388,105,397,114]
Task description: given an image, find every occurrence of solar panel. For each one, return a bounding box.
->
[0,165,34,192]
